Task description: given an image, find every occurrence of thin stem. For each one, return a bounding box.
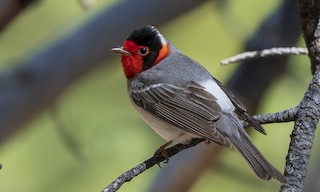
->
[221,47,307,65]
[102,138,205,192]
[244,107,299,128]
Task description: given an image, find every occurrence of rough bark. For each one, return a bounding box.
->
[103,109,299,192]
[280,0,320,191]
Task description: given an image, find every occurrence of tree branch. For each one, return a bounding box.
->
[245,107,298,127]
[103,105,300,192]
[280,1,320,191]
[220,47,307,65]
[102,138,205,192]
[280,68,320,192]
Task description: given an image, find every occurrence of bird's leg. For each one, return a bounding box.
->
[205,139,211,145]
[154,141,173,166]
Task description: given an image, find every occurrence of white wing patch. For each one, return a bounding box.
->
[200,79,235,112]
[131,83,163,93]
[131,83,181,94]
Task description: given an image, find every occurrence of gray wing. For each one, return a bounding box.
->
[212,77,266,135]
[129,80,232,147]
[129,80,286,183]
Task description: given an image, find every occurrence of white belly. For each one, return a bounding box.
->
[132,101,199,144]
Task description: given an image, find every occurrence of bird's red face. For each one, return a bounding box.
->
[112,25,170,79]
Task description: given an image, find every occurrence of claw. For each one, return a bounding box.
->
[154,141,173,167]
[205,139,211,145]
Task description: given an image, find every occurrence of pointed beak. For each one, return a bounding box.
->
[111,47,132,56]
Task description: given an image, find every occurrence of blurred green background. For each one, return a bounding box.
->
[0,0,317,192]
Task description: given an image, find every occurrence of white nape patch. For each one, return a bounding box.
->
[200,79,235,112]
[150,25,167,45]
[151,26,168,45]
[157,32,167,45]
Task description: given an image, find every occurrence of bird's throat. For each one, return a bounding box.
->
[121,43,170,79]
[121,55,143,79]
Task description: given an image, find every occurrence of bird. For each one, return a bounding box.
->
[111,25,286,183]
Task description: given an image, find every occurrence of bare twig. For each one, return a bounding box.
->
[221,47,308,65]
[102,138,205,192]
[246,107,298,127]
[281,68,320,192]
[104,105,300,192]
[280,0,320,191]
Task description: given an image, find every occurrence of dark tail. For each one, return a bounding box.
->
[231,128,287,183]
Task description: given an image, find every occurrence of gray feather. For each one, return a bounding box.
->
[127,44,285,183]
[217,113,287,183]
[214,77,266,135]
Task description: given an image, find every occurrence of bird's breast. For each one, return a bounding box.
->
[130,98,199,144]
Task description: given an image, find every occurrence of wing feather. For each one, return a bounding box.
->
[129,79,286,182]
[213,77,266,135]
[130,81,232,147]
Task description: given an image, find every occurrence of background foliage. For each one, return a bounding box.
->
[0,1,316,191]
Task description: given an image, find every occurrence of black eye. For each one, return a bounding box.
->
[138,47,149,56]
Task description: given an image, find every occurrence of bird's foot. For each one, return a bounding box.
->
[154,141,173,167]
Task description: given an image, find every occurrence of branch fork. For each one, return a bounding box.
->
[103,105,300,192]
